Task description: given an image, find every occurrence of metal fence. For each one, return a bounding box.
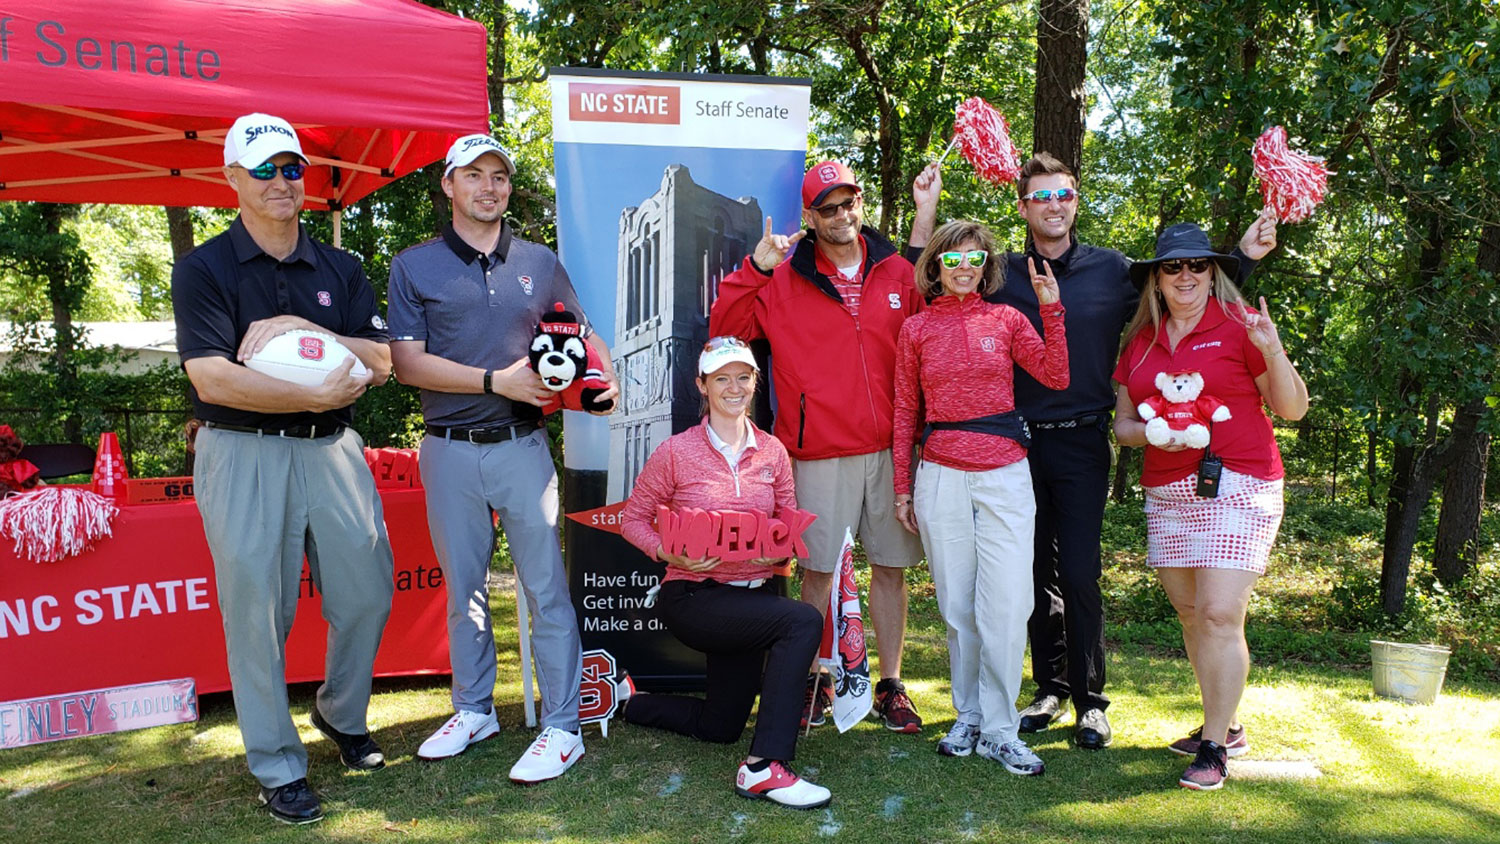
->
[1,406,194,478]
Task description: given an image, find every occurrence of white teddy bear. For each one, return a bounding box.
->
[1137,371,1231,450]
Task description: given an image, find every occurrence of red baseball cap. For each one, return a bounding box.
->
[802,160,861,208]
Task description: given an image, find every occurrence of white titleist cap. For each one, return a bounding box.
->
[698,337,759,376]
[223,113,308,168]
[445,134,516,177]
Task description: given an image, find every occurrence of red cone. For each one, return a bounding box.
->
[91,432,129,499]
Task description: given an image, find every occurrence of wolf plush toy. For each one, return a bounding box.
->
[528,302,614,415]
[1137,371,1230,449]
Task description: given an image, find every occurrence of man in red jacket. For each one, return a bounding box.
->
[709,161,935,734]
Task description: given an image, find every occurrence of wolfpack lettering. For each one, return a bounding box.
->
[657,506,816,563]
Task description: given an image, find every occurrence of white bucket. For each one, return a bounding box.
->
[1370,640,1451,704]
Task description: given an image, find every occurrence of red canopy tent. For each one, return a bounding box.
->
[0,0,489,215]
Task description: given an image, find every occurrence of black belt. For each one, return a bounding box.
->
[202,421,345,439]
[1032,413,1108,431]
[425,423,539,444]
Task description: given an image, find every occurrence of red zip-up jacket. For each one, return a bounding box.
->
[892,294,1069,494]
[709,226,922,461]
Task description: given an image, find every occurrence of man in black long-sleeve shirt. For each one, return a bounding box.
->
[910,153,1277,750]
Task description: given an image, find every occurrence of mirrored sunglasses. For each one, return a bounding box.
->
[939,250,988,269]
[244,162,305,181]
[703,336,749,353]
[1020,187,1079,203]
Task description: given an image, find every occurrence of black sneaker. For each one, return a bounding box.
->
[801,673,832,729]
[311,706,385,771]
[258,778,324,825]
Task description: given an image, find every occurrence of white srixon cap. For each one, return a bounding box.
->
[698,337,759,376]
[445,134,516,177]
[223,113,308,168]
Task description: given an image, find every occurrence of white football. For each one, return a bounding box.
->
[245,329,369,387]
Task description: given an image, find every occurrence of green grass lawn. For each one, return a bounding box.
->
[4,563,1498,844]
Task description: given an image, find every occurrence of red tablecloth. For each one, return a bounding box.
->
[0,488,449,701]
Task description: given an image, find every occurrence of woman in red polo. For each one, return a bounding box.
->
[1111,223,1307,792]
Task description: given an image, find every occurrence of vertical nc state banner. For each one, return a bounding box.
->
[550,68,811,689]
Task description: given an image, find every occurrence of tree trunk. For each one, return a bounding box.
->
[1366,425,1379,508]
[1434,400,1490,587]
[1111,445,1134,501]
[165,206,195,260]
[1031,0,1089,177]
[39,204,82,442]
[846,30,901,237]
[1435,225,1500,586]
[490,1,506,125]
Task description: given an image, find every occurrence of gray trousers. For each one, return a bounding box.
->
[194,427,395,788]
[419,430,581,731]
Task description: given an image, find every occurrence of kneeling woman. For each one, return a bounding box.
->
[892,220,1068,775]
[619,336,830,810]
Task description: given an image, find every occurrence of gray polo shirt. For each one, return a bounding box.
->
[388,223,590,427]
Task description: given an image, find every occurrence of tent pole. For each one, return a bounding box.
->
[332,208,342,249]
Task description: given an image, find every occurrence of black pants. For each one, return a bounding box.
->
[1026,423,1112,713]
[623,578,822,761]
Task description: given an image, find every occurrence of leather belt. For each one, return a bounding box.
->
[425,423,539,444]
[202,421,344,439]
[1032,413,1107,431]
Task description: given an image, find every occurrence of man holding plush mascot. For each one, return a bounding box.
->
[172,112,395,825]
[388,134,618,782]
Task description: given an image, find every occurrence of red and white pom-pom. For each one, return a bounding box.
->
[952,97,1021,185]
[1252,126,1329,223]
[0,487,119,564]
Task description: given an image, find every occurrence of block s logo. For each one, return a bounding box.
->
[298,336,325,361]
[818,164,839,183]
[578,648,633,733]
[888,293,902,309]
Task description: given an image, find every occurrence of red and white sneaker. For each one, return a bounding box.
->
[417,709,499,761]
[735,759,831,810]
[509,727,584,784]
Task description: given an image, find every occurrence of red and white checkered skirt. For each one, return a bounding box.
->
[1144,468,1284,573]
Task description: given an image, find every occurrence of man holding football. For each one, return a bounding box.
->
[171,112,395,825]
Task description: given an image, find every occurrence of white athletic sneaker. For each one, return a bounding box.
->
[734,759,832,810]
[976,735,1045,776]
[937,721,981,757]
[417,709,499,761]
[508,726,585,784]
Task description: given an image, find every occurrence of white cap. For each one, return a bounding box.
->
[223,113,308,168]
[444,134,516,177]
[698,337,759,376]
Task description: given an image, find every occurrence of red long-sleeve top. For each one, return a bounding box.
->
[620,418,797,584]
[893,294,1069,494]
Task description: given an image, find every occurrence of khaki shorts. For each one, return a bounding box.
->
[793,450,924,573]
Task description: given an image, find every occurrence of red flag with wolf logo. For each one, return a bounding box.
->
[816,527,872,732]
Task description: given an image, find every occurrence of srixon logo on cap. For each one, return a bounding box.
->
[245,124,295,142]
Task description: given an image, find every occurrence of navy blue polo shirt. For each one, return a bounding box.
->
[386,222,590,428]
[171,217,389,429]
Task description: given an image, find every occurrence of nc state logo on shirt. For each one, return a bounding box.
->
[761,467,774,483]
[981,336,996,352]
[888,292,901,309]
[316,291,331,307]
[518,275,534,296]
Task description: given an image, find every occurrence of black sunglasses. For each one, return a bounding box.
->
[811,195,861,219]
[1158,258,1213,275]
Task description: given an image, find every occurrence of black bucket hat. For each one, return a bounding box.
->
[1129,223,1240,288]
